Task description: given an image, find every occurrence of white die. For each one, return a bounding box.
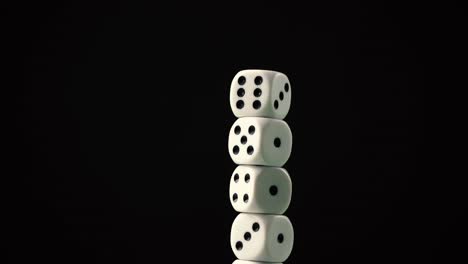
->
[230,69,291,119]
[229,165,292,214]
[233,260,281,264]
[228,117,292,167]
[230,213,294,262]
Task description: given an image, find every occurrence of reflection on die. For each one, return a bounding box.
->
[229,165,292,214]
[230,69,291,120]
[228,117,292,167]
[233,260,282,264]
[230,213,294,262]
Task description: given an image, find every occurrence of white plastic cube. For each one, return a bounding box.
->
[228,117,292,167]
[230,69,291,119]
[230,213,294,262]
[229,165,292,214]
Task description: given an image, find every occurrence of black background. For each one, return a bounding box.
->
[6,1,464,264]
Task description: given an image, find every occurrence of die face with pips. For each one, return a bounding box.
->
[230,69,291,120]
[230,213,294,262]
[228,117,292,167]
[230,165,292,214]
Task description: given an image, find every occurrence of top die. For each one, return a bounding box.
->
[230,69,291,119]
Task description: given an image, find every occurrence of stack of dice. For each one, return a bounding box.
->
[228,70,293,264]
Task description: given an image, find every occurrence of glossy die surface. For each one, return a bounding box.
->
[230,70,291,119]
[230,213,294,262]
[228,117,292,167]
[230,165,292,214]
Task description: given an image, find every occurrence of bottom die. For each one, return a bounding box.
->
[230,213,294,262]
[233,260,282,264]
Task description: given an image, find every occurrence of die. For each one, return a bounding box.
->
[230,165,292,214]
[230,69,291,119]
[228,117,292,166]
[230,213,294,262]
[233,260,281,264]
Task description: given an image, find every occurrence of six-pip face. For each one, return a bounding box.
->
[230,69,291,120]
